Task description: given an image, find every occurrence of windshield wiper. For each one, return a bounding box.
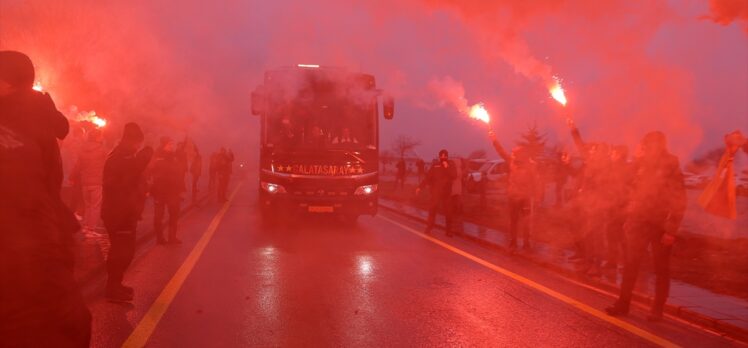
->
[344,151,366,164]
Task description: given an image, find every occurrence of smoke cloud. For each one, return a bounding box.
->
[0,0,745,160]
[704,0,748,32]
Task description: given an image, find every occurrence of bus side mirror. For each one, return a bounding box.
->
[251,89,265,116]
[383,95,394,120]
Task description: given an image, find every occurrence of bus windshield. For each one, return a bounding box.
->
[263,75,377,152]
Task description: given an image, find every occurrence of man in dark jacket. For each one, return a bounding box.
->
[0,50,91,347]
[606,131,687,321]
[416,149,458,236]
[395,158,407,189]
[216,147,235,202]
[602,145,633,270]
[151,137,187,244]
[102,122,153,302]
[191,148,203,205]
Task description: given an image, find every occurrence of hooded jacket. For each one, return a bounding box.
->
[101,144,153,230]
[419,159,458,201]
[627,152,687,235]
[150,150,187,201]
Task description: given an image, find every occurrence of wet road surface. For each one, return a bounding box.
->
[86,182,745,347]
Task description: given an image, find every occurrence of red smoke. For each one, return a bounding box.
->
[705,0,748,32]
[0,0,744,160]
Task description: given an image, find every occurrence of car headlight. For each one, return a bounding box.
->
[354,184,378,196]
[261,181,287,194]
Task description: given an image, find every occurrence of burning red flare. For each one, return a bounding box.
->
[77,111,107,128]
[549,75,567,106]
[468,103,491,124]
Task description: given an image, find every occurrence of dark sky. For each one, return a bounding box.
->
[1,0,746,164]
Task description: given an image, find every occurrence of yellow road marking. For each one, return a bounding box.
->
[378,215,680,348]
[122,184,243,348]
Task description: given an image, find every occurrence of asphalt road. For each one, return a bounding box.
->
[85,180,744,347]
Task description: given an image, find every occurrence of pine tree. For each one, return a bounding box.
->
[515,124,547,161]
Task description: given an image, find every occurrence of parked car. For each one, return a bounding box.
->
[465,160,508,193]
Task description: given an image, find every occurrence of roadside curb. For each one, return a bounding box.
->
[379,202,748,343]
[75,193,213,292]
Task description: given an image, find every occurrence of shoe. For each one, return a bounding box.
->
[605,305,629,317]
[106,286,134,302]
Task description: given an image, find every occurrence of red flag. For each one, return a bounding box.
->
[698,131,744,219]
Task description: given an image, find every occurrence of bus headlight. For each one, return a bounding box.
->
[354,184,378,196]
[261,182,287,194]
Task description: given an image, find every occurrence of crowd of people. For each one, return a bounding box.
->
[0,51,236,346]
[414,118,747,322]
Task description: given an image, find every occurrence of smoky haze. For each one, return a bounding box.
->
[0,0,746,163]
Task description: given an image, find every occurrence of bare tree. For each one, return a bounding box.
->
[392,135,421,160]
[380,150,394,174]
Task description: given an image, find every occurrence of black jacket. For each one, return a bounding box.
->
[150,151,187,201]
[418,160,457,200]
[101,144,153,231]
[1,88,77,255]
[627,152,687,235]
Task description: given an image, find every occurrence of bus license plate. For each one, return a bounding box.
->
[308,206,334,213]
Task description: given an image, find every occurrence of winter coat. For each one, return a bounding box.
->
[604,159,634,210]
[1,87,78,247]
[419,159,458,201]
[0,89,87,348]
[627,152,687,235]
[216,151,234,177]
[492,140,540,200]
[150,151,187,202]
[101,144,154,231]
[73,140,107,187]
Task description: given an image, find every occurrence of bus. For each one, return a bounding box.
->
[251,65,394,223]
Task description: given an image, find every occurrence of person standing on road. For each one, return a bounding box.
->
[72,128,107,236]
[396,158,407,189]
[216,147,235,202]
[0,50,92,347]
[602,145,633,270]
[416,158,426,182]
[488,130,540,251]
[416,149,458,237]
[568,119,611,275]
[605,131,686,322]
[102,122,154,302]
[191,148,203,205]
[209,149,220,191]
[450,158,465,234]
[150,137,187,244]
